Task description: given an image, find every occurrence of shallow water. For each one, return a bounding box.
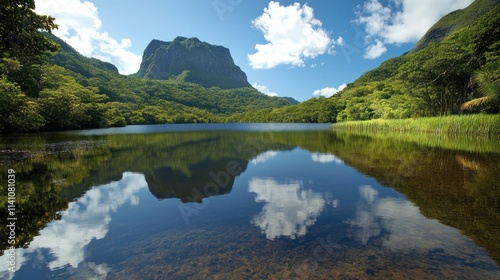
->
[1,124,499,279]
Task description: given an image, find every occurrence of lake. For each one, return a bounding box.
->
[1,123,499,279]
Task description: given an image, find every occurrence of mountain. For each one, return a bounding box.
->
[356,0,499,84]
[21,33,294,132]
[228,0,499,123]
[135,36,251,89]
[415,0,500,50]
[282,97,300,105]
[4,1,496,133]
[354,0,500,116]
[46,33,119,77]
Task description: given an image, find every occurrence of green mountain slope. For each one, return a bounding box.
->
[345,0,500,118]
[415,0,500,50]
[43,34,295,125]
[2,1,496,133]
[230,0,499,123]
[48,34,119,76]
[1,30,295,133]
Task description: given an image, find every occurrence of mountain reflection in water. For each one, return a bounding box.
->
[0,124,498,279]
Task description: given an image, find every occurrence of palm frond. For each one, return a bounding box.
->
[461,63,499,111]
[460,96,492,111]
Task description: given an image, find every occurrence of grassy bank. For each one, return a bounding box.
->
[334,127,500,153]
[333,115,500,135]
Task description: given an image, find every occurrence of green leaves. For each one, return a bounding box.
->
[2,1,498,132]
[0,0,58,59]
[0,76,44,132]
[461,62,500,112]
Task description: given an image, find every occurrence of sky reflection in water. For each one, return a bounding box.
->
[1,125,499,279]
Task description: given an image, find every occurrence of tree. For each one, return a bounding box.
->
[0,1,58,59]
[0,76,44,132]
[399,37,474,116]
[0,1,59,96]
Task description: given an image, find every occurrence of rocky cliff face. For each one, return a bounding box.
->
[135,36,251,89]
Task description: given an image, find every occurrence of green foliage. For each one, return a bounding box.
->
[0,76,44,132]
[0,30,296,133]
[355,56,408,83]
[333,115,500,136]
[245,2,499,124]
[29,65,121,131]
[415,0,500,50]
[1,1,498,133]
[399,40,472,115]
[0,0,58,58]
[228,96,344,123]
[462,62,500,112]
[0,1,59,97]
[400,5,499,116]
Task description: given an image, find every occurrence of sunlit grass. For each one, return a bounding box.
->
[333,114,500,135]
[332,115,500,153]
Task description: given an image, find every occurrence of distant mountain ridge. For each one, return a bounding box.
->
[134,36,251,89]
[353,0,499,85]
[415,0,500,50]
[40,0,497,128]
[41,33,296,128]
[47,33,119,77]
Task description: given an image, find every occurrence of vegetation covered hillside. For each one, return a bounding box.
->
[415,0,500,50]
[1,0,498,133]
[0,1,295,133]
[230,0,499,123]
[47,35,295,121]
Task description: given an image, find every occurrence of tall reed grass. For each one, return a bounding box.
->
[333,115,500,135]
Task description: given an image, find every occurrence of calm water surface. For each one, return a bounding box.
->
[0,124,499,279]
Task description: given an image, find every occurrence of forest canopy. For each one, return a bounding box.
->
[230,4,499,123]
[0,1,498,133]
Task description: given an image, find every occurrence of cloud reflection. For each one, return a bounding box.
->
[349,185,474,252]
[311,153,344,164]
[0,172,147,279]
[249,178,327,240]
[251,151,279,165]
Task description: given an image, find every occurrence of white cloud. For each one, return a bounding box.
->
[313,83,347,98]
[336,36,345,46]
[356,0,474,59]
[356,0,392,36]
[248,2,335,69]
[252,83,279,97]
[35,0,142,74]
[249,178,327,240]
[364,39,387,59]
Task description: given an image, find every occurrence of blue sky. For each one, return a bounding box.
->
[36,0,473,101]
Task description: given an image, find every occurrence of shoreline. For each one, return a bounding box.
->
[332,115,500,136]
